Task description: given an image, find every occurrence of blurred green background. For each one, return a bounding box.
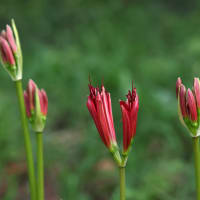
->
[0,0,200,199]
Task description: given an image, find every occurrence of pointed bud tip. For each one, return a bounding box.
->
[176,77,182,98]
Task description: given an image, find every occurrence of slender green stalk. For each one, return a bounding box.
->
[193,137,200,200]
[36,132,44,200]
[15,80,36,200]
[119,167,126,200]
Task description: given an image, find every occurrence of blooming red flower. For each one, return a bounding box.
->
[87,84,117,150]
[24,80,48,131]
[120,87,139,154]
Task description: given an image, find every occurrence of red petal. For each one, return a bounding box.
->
[87,95,108,147]
[187,88,197,121]
[0,36,15,65]
[27,79,36,110]
[6,25,17,53]
[194,78,200,109]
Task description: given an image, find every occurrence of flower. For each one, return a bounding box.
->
[176,77,200,137]
[0,19,22,81]
[120,86,139,154]
[87,83,118,150]
[24,79,48,132]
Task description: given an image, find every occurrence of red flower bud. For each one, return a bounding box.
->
[87,84,117,149]
[120,87,139,153]
[24,80,48,131]
[176,77,182,98]
[194,78,200,109]
[0,36,15,65]
[0,20,23,81]
[187,89,198,122]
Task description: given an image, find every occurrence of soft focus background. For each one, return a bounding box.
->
[0,0,200,199]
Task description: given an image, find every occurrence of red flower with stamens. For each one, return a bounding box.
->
[120,87,139,153]
[87,84,117,150]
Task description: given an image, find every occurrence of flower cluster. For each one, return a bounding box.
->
[176,77,200,137]
[24,80,48,132]
[0,19,22,81]
[87,82,139,166]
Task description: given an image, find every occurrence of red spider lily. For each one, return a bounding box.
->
[120,87,139,154]
[87,83,117,150]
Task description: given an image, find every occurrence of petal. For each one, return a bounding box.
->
[6,25,17,53]
[0,36,15,65]
[187,88,197,121]
[87,95,108,147]
[27,79,37,110]
[120,102,131,152]
[179,84,187,118]
[40,89,48,115]
[194,77,200,109]
[96,93,112,148]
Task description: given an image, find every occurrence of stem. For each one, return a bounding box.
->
[15,80,36,200]
[119,167,126,200]
[193,137,200,200]
[36,132,44,200]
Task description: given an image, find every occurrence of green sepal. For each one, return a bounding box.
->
[11,19,22,81]
[184,117,198,137]
[109,143,122,166]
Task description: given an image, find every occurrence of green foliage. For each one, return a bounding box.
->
[0,0,200,199]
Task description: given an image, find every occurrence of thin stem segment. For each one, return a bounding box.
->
[193,137,200,200]
[119,167,126,200]
[36,132,44,200]
[15,80,36,200]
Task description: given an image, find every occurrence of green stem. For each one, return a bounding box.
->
[193,137,200,200]
[15,80,36,200]
[119,167,126,200]
[36,132,44,200]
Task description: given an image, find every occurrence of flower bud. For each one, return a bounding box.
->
[120,86,139,155]
[24,80,48,132]
[0,19,22,81]
[176,78,200,137]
